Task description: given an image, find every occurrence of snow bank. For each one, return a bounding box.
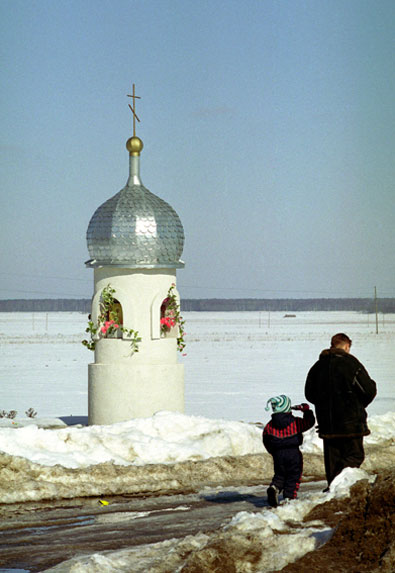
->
[364,411,395,443]
[300,411,395,454]
[1,411,393,470]
[0,411,263,468]
[0,411,393,504]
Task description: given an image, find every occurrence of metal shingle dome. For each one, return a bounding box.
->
[86,137,184,269]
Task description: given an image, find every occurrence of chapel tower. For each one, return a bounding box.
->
[85,86,185,425]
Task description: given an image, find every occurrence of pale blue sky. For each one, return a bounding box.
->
[1,0,394,299]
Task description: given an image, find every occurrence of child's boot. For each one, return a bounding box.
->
[267,485,280,507]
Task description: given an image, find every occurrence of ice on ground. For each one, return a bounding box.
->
[43,468,367,573]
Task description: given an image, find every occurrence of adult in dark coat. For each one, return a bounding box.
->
[305,333,377,487]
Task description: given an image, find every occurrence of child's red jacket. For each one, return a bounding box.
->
[263,409,315,455]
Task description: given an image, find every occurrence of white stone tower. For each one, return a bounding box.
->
[85,87,185,425]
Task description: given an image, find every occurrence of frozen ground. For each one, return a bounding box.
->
[40,469,377,573]
[0,310,393,421]
[1,466,390,573]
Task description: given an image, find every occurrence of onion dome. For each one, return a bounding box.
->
[86,136,184,269]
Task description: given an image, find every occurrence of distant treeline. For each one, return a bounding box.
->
[0,299,91,312]
[181,298,395,312]
[1,298,395,313]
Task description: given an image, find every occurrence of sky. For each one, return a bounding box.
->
[1,0,394,300]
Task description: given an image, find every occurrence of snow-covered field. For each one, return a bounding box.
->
[0,311,394,572]
[1,310,393,421]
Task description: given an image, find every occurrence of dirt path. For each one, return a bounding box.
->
[0,481,325,572]
[1,472,394,573]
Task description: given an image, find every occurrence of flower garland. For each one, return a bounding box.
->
[160,283,186,353]
[82,285,141,353]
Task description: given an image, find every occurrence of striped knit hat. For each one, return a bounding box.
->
[265,395,292,414]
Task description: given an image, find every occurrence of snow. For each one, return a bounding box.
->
[1,310,393,471]
[0,410,393,473]
[0,411,264,468]
[1,310,394,421]
[1,310,394,571]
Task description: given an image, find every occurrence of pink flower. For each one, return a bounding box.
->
[101,326,107,334]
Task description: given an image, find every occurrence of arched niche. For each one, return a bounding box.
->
[151,286,181,340]
[91,285,136,340]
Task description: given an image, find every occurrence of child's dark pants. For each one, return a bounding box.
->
[271,448,303,499]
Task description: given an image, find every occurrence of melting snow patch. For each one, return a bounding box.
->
[329,466,376,496]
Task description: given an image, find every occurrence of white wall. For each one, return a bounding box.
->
[88,267,184,424]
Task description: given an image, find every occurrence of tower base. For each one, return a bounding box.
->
[88,363,184,425]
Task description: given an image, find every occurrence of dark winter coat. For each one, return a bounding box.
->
[305,348,377,439]
[262,410,315,455]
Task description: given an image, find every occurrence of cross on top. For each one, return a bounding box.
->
[127,84,141,137]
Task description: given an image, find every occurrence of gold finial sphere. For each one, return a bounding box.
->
[126,136,144,156]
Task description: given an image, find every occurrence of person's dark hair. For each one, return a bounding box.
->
[331,333,352,348]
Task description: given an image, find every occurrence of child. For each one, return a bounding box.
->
[263,394,315,507]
